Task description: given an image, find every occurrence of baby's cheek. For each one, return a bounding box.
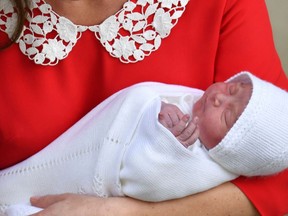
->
[192,102,200,115]
[197,122,220,149]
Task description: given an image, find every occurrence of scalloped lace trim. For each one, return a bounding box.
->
[0,0,188,65]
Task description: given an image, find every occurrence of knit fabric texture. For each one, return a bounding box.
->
[209,72,288,176]
[0,82,237,216]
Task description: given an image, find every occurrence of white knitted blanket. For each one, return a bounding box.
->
[0,82,237,216]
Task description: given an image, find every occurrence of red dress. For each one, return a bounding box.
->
[0,0,287,214]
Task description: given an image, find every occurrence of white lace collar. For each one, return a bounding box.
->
[0,0,188,65]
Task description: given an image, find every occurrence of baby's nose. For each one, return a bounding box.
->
[213,93,228,107]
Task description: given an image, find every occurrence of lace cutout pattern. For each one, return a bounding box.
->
[0,0,189,65]
[0,0,17,38]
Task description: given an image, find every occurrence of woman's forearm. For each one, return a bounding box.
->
[31,182,259,216]
[122,182,259,216]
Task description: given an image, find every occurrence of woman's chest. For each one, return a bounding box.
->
[0,0,224,168]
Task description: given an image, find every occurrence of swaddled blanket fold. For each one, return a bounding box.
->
[0,82,237,216]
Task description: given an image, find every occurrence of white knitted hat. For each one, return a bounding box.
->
[208,71,288,176]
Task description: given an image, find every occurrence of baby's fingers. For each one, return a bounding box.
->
[158,113,173,128]
[177,117,199,147]
[179,126,200,148]
[170,114,190,136]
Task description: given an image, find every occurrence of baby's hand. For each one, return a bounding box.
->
[158,102,185,128]
[174,116,199,148]
[158,102,199,148]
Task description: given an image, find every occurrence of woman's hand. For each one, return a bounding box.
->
[30,193,145,216]
[30,194,110,216]
[30,182,259,216]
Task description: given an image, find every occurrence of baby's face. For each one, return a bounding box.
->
[192,81,252,149]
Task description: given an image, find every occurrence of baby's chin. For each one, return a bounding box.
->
[198,134,220,150]
[199,140,210,150]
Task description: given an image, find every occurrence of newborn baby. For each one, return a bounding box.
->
[1,71,288,216]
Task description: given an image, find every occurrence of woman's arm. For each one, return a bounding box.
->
[30,182,258,216]
[214,0,287,85]
[29,0,287,215]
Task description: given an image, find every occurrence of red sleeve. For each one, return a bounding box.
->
[214,0,287,86]
[214,0,288,215]
[232,171,288,216]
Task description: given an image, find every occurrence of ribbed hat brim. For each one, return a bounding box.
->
[208,71,288,176]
